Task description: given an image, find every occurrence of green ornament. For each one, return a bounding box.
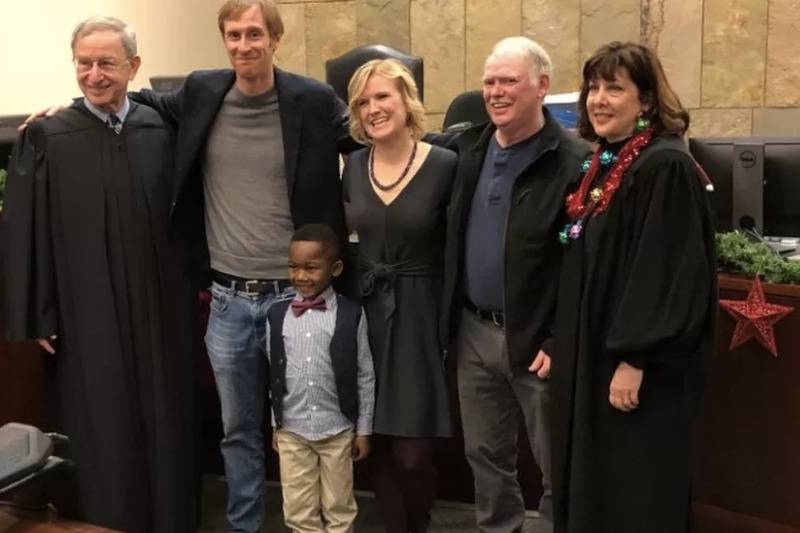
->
[558,224,571,245]
[635,116,651,131]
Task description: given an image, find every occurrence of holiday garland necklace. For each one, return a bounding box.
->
[559,128,654,244]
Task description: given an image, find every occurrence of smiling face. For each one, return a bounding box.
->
[586,68,647,143]
[482,53,548,140]
[288,240,342,299]
[73,30,140,113]
[355,74,409,143]
[222,4,277,83]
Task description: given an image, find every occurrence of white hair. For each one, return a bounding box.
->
[71,16,137,58]
[486,36,553,81]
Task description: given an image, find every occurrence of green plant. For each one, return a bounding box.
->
[716,231,800,284]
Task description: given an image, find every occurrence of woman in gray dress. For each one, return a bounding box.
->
[342,59,456,533]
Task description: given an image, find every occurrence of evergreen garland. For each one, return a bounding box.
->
[716,231,800,284]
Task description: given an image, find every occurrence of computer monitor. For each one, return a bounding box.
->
[689,138,735,231]
[689,137,800,237]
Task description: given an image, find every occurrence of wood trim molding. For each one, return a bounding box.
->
[719,272,800,298]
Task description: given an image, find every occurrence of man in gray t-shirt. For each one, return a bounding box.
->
[134,2,358,531]
[203,85,294,280]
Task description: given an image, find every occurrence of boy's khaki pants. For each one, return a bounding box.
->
[275,429,357,533]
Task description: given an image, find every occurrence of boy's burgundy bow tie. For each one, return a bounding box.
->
[291,296,327,317]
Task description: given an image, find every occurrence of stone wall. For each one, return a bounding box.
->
[275,0,800,137]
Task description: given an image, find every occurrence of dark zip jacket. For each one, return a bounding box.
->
[441,107,590,375]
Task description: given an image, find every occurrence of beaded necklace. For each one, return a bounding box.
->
[559,128,654,244]
[368,142,418,192]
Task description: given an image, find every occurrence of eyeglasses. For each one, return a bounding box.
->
[74,58,128,73]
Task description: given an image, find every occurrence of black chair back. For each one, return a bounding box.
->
[150,76,186,93]
[325,44,424,103]
[442,90,488,131]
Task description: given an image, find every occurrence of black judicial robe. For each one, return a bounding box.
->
[551,135,717,533]
[1,102,197,533]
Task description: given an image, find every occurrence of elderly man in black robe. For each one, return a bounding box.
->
[1,16,197,533]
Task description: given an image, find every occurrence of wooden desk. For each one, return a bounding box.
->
[0,340,44,427]
[0,511,119,532]
[692,274,800,533]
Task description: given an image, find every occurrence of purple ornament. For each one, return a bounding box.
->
[568,222,583,240]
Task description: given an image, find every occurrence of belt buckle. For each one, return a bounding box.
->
[244,279,261,294]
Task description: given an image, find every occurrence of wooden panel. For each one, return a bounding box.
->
[719,272,800,298]
[0,512,120,533]
[694,279,800,529]
[0,339,45,427]
[693,502,800,533]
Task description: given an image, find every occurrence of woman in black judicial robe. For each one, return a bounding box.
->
[1,101,197,532]
[550,42,717,533]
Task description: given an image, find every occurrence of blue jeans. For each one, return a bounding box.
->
[205,281,294,533]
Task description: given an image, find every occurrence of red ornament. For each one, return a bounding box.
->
[565,128,653,220]
[719,276,794,357]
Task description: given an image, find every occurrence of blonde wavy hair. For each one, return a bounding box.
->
[347,59,426,145]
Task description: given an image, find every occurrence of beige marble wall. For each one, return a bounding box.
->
[4,0,797,133]
[702,0,768,108]
[522,0,580,93]
[580,0,640,61]
[642,0,702,109]
[765,0,800,107]
[356,0,410,52]
[304,2,358,81]
[467,0,521,90]
[410,0,466,114]
[276,0,799,136]
[688,109,753,138]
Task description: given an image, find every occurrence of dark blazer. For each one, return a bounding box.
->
[134,68,361,288]
[442,107,590,375]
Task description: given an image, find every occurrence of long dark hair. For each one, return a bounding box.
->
[577,42,690,142]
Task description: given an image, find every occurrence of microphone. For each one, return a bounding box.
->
[740,217,792,257]
[739,215,756,232]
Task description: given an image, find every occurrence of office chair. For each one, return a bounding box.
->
[325,44,424,103]
[149,76,186,93]
[442,90,488,132]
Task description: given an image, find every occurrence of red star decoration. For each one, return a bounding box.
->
[720,276,794,357]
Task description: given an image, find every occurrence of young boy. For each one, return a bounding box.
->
[266,224,375,533]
